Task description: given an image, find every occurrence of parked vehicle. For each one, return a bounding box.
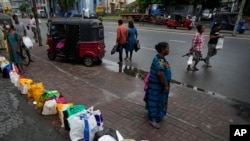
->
[166,13,193,30]
[40,10,47,18]
[71,13,97,19]
[0,13,12,25]
[201,9,213,20]
[211,12,246,34]
[121,3,166,23]
[46,18,105,67]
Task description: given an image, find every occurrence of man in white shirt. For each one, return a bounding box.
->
[29,14,37,39]
[191,15,197,28]
[13,14,33,61]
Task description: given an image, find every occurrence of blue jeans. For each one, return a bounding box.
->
[118,43,127,62]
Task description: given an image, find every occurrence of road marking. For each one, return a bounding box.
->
[141,46,155,51]
[108,32,116,35]
[170,40,186,43]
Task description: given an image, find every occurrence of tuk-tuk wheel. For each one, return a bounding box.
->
[188,27,192,30]
[48,52,56,60]
[83,56,94,67]
[174,26,177,29]
[96,58,102,65]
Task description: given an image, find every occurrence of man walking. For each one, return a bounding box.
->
[116,19,127,64]
[13,14,33,61]
[29,14,37,40]
[12,15,27,37]
[204,23,223,67]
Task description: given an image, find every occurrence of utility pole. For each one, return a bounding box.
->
[232,0,246,36]
[31,0,43,46]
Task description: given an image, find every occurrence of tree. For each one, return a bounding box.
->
[232,0,246,36]
[19,1,29,12]
[56,0,76,12]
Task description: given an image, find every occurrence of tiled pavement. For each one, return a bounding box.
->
[0,43,248,141]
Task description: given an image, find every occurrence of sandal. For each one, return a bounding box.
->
[193,67,199,71]
[149,121,160,129]
[187,67,193,71]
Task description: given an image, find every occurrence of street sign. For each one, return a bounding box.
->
[96,6,104,13]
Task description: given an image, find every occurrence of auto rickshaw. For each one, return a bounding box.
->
[0,13,12,25]
[166,13,193,30]
[211,12,246,34]
[46,18,105,67]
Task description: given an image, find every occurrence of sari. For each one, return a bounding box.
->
[144,54,172,122]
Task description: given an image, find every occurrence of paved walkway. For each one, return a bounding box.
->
[0,74,67,141]
[0,41,248,141]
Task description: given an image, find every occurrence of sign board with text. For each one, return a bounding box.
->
[96,6,104,13]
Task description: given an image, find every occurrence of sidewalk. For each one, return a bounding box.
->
[0,44,247,141]
[0,71,68,141]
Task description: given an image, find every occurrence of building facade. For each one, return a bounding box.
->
[0,0,11,13]
[10,0,23,13]
[100,0,127,13]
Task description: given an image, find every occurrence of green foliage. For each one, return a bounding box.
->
[98,16,103,22]
[19,1,29,12]
[56,0,76,11]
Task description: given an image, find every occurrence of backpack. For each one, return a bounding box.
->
[144,72,150,92]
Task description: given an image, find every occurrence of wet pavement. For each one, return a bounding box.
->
[0,42,249,141]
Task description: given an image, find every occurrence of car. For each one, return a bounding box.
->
[71,13,97,19]
[201,9,213,20]
[40,10,47,18]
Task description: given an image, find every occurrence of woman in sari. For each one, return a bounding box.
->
[144,42,171,129]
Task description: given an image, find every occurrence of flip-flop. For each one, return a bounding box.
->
[149,121,160,129]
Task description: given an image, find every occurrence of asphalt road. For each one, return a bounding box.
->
[22,19,250,104]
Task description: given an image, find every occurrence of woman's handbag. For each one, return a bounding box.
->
[134,40,140,52]
[111,44,119,55]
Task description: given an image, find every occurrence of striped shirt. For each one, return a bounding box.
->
[192,32,205,51]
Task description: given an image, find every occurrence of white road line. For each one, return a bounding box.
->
[108,32,116,35]
[141,46,155,51]
[170,40,186,43]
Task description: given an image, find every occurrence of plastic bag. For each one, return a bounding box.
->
[42,98,57,115]
[21,84,28,94]
[63,105,86,131]
[30,82,44,107]
[19,78,33,92]
[187,55,193,65]
[40,90,60,102]
[134,40,140,52]
[2,64,12,78]
[215,38,224,50]
[22,36,33,49]
[94,128,124,141]
[111,44,118,55]
[57,103,73,127]
[68,107,98,141]
[93,109,104,131]
[56,94,67,104]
